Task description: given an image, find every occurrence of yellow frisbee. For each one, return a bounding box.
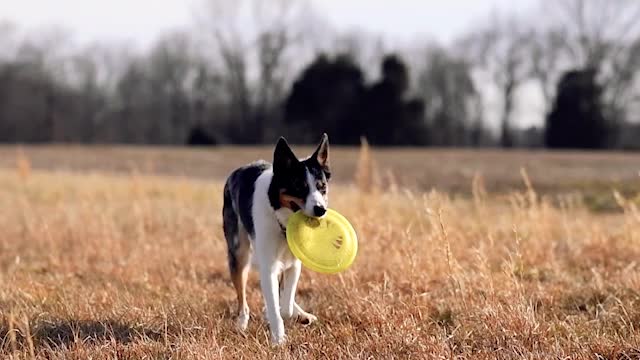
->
[286,209,358,274]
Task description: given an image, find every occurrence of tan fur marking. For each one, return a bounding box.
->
[231,230,251,316]
[279,192,304,210]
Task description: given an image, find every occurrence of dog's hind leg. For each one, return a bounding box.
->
[231,229,251,330]
[223,187,252,331]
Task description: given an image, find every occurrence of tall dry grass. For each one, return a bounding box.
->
[0,149,639,359]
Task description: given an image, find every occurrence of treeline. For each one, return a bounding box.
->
[0,0,639,148]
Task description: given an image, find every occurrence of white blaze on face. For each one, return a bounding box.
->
[303,168,327,217]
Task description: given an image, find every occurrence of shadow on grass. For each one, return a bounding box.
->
[206,270,229,284]
[0,318,164,353]
[36,319,164,347]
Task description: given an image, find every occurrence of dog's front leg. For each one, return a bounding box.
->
[281,261,318,325]
[280,262,301,320]
[259,263,285,345]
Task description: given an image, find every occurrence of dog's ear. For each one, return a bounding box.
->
[312,133,329,168]
[273,137,298,174]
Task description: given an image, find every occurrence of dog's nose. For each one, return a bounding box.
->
[313,205,326,217]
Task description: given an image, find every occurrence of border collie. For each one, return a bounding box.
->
[222,134,330,344]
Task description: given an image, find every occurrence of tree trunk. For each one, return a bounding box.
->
[501,82,515,148]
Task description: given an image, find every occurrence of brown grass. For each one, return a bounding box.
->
[0,146,640,358]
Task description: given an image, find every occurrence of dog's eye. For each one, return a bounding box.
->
[317,182,327,194]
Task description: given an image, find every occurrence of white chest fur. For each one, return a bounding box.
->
[251,170,300,272]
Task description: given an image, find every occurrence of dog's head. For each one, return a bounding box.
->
[270,134,331,218]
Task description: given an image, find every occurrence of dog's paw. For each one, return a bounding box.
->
[270,326,286,346]
[271,334,286,346]
[236,313,249,331]
[297,311,318,325]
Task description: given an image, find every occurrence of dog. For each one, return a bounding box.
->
[222,134,331,344]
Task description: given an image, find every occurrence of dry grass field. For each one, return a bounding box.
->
[1,145,640,359]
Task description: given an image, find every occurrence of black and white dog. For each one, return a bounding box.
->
[222,134,330,344]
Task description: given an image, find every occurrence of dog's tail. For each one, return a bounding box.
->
[222,179,241,273]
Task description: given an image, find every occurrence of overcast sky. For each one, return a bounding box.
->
[0,0,537,45]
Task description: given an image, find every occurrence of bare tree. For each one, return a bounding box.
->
[529,28,566,114]
[334,30,387,79]
[548,0,640,126]
[0,21,18,63]
[0,21,18,139]
[12,27,74,142]
[552,0,640,68]
[147,31,195,143]
[416,46,479,146]
[195,0,309,143]
[462,14,533,148]
[61,43,127,143]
